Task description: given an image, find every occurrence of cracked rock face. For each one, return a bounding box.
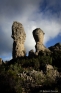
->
[12,21,26,58]
[33,28,45,53]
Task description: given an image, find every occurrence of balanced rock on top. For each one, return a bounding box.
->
[32,28,50,55]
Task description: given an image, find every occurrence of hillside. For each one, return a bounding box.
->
[0,43,61,93]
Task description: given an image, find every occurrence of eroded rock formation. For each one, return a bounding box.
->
[49,43,61,51]
[29,50,35,57]
[33,28,48,55]
[12,21,26,59]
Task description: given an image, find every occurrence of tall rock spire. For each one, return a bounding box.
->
[11,21,26,59]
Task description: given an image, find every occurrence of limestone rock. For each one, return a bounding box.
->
[45,64,59,80]
[0,58,2,65]
[33,28,45,43]
[29,50,35,57]
[46,64,54,71]
[49,42,61,51]
[32,28,50,54]
[12,21,26,58]
[38,49,51,56]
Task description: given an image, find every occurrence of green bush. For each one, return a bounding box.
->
[38,56,52,70]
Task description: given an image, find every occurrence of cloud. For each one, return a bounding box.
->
[0,0,61,61]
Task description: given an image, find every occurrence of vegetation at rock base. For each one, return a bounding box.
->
[0,48,61,93]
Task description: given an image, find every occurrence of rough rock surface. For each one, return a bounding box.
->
[29,50,35,57]
[49,43,61,51]
[45,64,59,80]
[38,50,51,56]
[17,68,59,92]
[32,28,50,54]
[0,58,2,65]
[12,21,26,58]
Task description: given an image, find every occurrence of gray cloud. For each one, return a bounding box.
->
[0,26,12,55]
[0,0,61,61]
[0,0,41,18]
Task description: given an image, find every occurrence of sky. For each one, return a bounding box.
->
[0,0,61,61]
